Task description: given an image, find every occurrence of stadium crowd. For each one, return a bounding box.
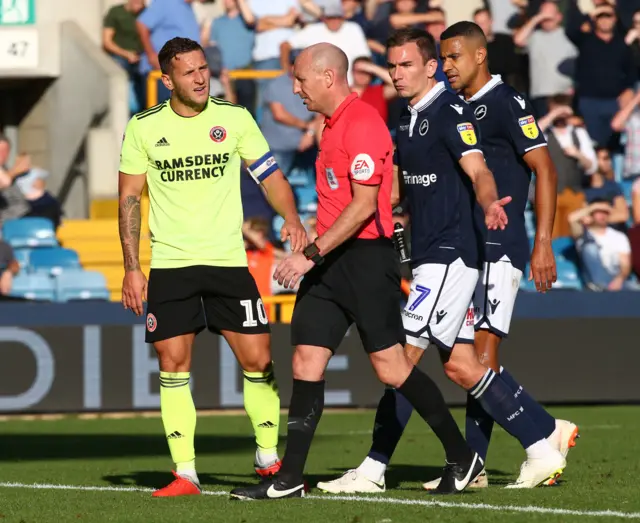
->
[99,0,640,293]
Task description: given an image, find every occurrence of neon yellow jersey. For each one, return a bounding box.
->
[119,98,271,269]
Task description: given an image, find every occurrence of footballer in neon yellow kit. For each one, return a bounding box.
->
[118,37,307,497]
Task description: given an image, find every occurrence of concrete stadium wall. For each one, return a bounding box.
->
[13,21,128,217]
[0,0,129,216]
[1,292,639,413]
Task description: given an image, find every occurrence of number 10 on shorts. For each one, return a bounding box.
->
[241,299,269,327]
[408,285,431,312]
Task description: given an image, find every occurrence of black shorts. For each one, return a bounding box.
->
[145,265,270,343]
[291,238,405,354]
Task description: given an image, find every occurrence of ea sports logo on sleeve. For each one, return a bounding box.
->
[146,313,157,332]
[350,153,375,181]
[210,126,227,143]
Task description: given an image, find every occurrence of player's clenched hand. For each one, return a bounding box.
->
[529,240,557,293]
[485,197,512,230]
[281,217,309,252]
[122,269,148,316]
[274,252,314,289]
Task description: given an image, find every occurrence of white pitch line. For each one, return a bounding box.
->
[1,481,639,519]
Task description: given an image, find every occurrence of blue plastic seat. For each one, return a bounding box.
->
[288,167,312,187]
[30,247,81,275]
[9,273,56,301]
[552,236,578,263]
[524,208,536,239]
[272,215,285,240]
[56,270,110,302]
[294,186,317,213]
[553,258,583,290]
[13,248,31,271]
[519,265,537,292]
[2,218,57,248]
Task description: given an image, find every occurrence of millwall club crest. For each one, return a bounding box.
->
[326,167,339,190]
[474,105,487,120]
[419,119,429,136]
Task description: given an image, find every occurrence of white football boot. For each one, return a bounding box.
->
[505,450,566,489]
[317,469,386,494]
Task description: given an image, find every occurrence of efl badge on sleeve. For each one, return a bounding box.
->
[326,167,339,190]
[457,123,477,146]
[518,115,540,139]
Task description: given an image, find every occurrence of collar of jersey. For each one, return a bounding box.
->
[463,75,503,103]
[326,93,359,128]
[409,82,446,114]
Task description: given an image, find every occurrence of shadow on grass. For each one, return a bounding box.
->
[101,465,512,491]
[0,434,256,462]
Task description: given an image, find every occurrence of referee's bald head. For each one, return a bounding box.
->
[297,43,349,81]
[293,43,352,117]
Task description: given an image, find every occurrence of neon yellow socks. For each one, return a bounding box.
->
[243,363,280,457]
[160,372,197,481]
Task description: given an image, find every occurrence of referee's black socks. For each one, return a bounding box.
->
[278,379,325,484]
[398,366,472,464]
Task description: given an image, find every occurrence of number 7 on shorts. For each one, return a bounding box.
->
[407,285,431,312]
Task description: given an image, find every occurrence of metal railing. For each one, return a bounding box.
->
[146,69,283,108]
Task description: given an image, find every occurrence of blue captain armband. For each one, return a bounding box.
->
[248,152,279,184]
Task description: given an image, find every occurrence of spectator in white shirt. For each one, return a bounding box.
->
[248,0,299,71]
[569,199,638,291]
[280,1,370,85]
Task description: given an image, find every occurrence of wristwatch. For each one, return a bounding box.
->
[303,242,324,266]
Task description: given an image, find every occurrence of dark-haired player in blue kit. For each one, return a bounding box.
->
[318,26,573,494]
[421,20,580,489]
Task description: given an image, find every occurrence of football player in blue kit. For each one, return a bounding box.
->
[318,25,576,494]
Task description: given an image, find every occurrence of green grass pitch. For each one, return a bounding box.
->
[1,406,639,522]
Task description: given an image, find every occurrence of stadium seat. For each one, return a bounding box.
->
[9,273,56,301]
[2,217,58,248]
[287,167,312,187]
[519,264,537,292]
[13,249,31,271]
[294,186,317,213]
[524,208,536,240]
[30,247,81,275]
[272,215,284,240]
[56,270,111,302]
[552,236,578,263]
[271,216,292,251]
[554,258,583,290]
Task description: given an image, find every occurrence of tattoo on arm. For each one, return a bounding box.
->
[119,195,141,271]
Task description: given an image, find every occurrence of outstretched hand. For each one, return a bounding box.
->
[485,197,512,230]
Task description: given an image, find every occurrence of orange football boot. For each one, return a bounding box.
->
[152,471,201,497]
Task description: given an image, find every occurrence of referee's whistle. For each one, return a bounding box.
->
[393,222,410,264]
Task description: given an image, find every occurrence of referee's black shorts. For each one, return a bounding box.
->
[291,238,405,354]
[145,265,270,344]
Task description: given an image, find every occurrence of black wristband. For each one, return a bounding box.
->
[303,242,324,266]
